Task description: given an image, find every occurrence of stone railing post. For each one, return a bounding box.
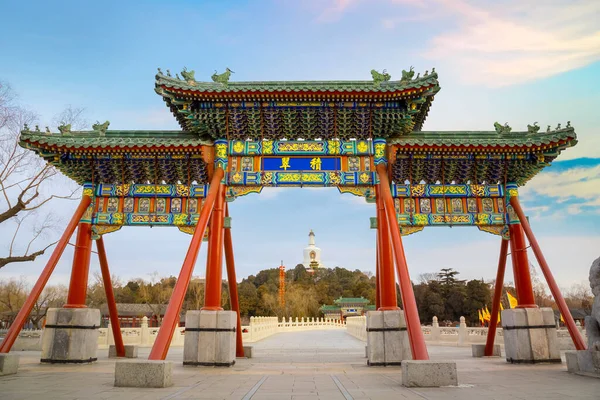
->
[107,320,115,346]
[458,316,467,345]
[141,316,149,345]
[172,323,182,345]
[431,316,440,342]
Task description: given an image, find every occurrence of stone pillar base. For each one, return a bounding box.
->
[566,350,600,378]
[109,345,138,358]
[366,310,411,366]
[183,310,236,367]
[242,345,253,358]
[472,344,501,357]
[41,308,100,364]
[114,360,173,388]
[402,361,458,387]
[0,354,19,376]
[501,307,561,364]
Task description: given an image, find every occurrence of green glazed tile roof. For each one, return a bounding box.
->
[334,297,370,304]
[320,305,342,311]
[19,130,210,149]
[20,127,575,150]
[155,72,440,93]
[155,70,441,138]
[391,128,577,148]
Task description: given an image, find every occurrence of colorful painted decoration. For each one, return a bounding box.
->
[17,74,577,237]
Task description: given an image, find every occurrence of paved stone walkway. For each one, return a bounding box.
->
[1,330,599,399]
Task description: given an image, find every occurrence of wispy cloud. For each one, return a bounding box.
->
[313,0,600,86]
[520,162,600,215]
[422,0,600,86]
[315,0,361,22]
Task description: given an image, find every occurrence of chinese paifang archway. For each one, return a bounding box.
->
[0,67,587,364]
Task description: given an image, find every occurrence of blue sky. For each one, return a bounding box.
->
[1,0,599,291]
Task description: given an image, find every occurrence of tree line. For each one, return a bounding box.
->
[1,265,594,328]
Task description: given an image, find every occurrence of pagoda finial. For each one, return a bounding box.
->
[23,123,29,131]
[556,123,562,130]
[567,121,571,128]
[45,126,51,133]
[157,67,163,75]
[35,125,40,132]
[166,69,171,77]
[547,125,551,132]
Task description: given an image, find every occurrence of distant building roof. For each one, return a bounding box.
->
[320,305,341,312]
[334,297,370,305]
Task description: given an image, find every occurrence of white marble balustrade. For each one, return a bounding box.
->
[345,315,586,350]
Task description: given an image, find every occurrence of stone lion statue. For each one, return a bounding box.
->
[586,256,600,351]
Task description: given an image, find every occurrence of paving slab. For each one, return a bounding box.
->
[1,330,600,399]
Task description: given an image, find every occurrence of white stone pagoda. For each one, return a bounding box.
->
[302,230,323,273]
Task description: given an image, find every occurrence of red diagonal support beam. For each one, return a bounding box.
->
[148,167,225,360]
[376,163,429,360]
[96,237,125,357]
[0,195,92,353]
[224,203,245,358]
[509,196,587,350]
[485,239,509,356]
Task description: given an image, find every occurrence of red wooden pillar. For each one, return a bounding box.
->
[376,163,429,360]
[0,195,92,353]
[508,223,536,308]
[375,185,398,310]
[148,168,224,360]
[223,204,245,357]
[64,222,93,308]
[96,237,125,357]
[203,184,226,311]
[485,239,509,356]
[509,196,587,350]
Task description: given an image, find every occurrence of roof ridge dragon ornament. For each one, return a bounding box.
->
[181,67,195,83]
[400,66,415,82]
[92,121,110,136]
[371,69,391,84]
[212,68,234,85]
[494,122,512,134]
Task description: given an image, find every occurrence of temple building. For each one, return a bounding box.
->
[320,297,373,320]
[302,230,323,273]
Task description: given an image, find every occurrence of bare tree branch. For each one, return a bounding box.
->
[52,105,88,131]
[0,240,58,269]
[0,82,88,270]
